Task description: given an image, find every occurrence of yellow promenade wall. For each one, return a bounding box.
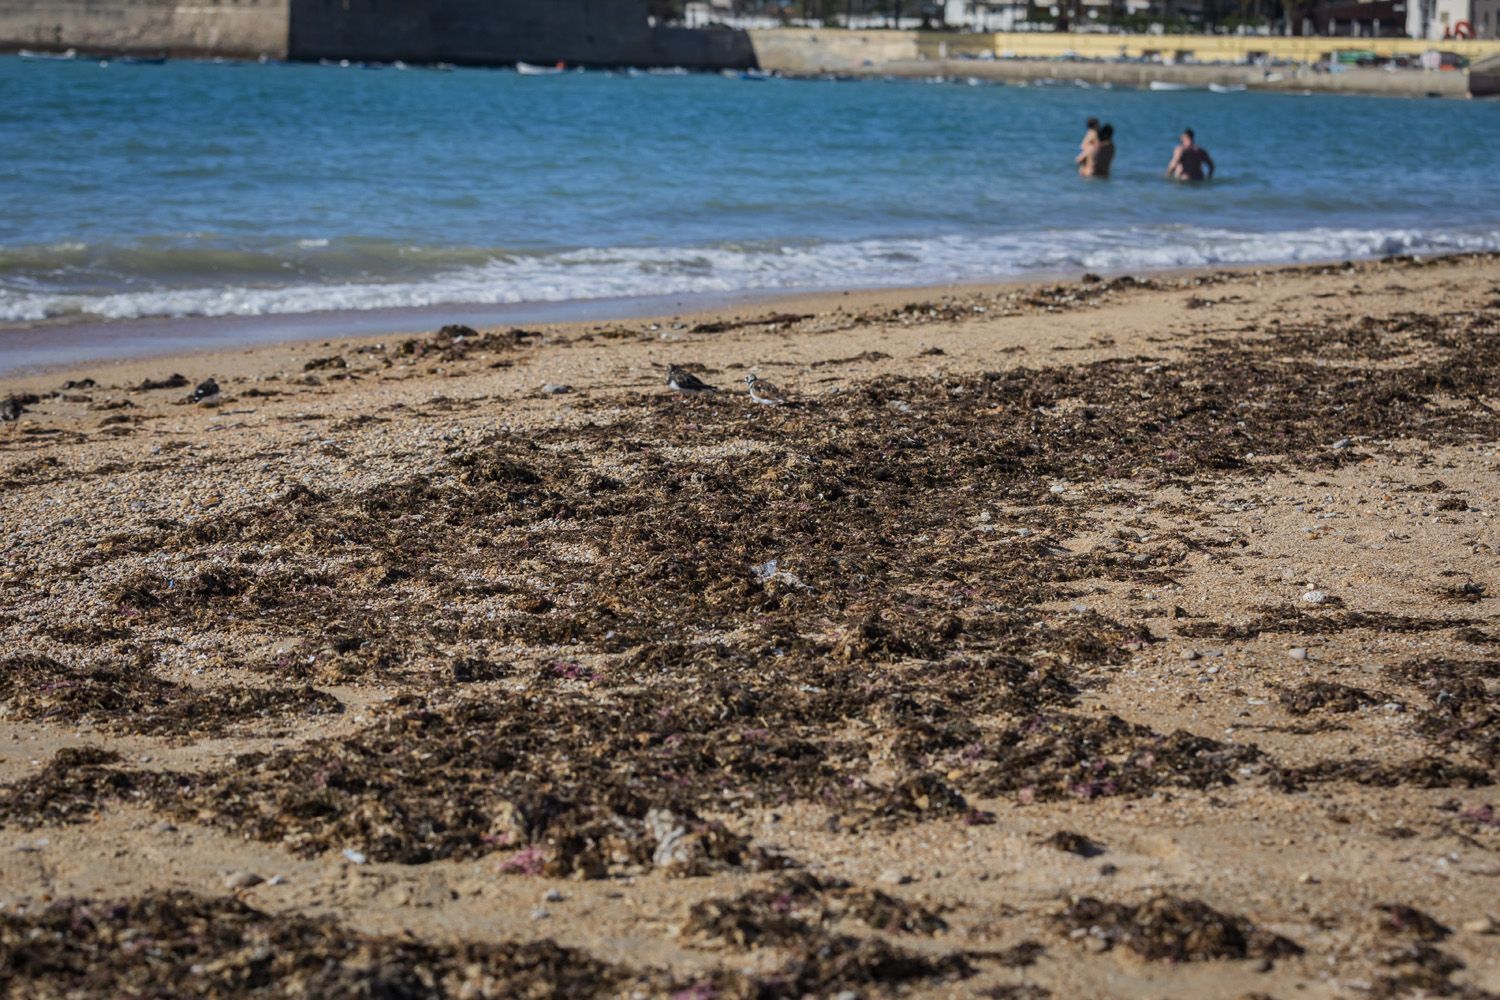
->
[920,30,1500,63]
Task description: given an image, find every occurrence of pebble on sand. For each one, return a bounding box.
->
[223,871,264,890]
[1301,590,1328,604]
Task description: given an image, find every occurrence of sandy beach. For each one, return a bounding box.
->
[1,253,1497,998]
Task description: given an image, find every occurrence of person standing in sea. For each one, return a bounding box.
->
[1166,128,1215,182]
[1078,117,1100,165]
[1079,123,1115,178]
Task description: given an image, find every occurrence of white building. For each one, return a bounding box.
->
[682,1,785,29]
[943,0,1028,30]
[1406,0,1479,36]
[943,0,1155,31]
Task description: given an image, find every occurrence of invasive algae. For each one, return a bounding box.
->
[681,872,949,948]
[64,302,1500,696]
[680,873,976,996]
[0,748,167,830]
[0,654,341,737]
[1278,680,1390,716]
[951,711,1264,802]
[0,892,638,999]
[1383,658,1500,766]
[1054,894,1303,962]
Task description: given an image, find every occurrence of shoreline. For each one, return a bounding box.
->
[2,251,1489,384]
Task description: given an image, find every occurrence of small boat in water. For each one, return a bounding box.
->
[516,61,566,76]
[1148,80,1197,91]
[19,48,78,61]
[1208,82,1248,93]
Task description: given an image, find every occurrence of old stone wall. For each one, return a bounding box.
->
[0,0,754,68]
[651,24,755,69]
[0,0,289,58]
[746,27,918,72]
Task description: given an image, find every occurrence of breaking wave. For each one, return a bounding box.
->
[2,226,1498,324]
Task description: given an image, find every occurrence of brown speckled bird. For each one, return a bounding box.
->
[744,374,789,406]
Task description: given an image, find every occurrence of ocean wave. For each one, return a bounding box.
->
[1,226,1497,324]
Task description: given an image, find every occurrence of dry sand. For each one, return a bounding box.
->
[0,254,1497,999]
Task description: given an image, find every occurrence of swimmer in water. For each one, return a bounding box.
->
[1079,123,1115,178]
[1166,128,1215,181]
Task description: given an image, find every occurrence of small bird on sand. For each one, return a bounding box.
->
[744,374,790,406]
[1,396,26,433]
[667,365,717,395]
[190,378,221,405]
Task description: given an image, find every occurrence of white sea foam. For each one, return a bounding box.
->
[2,226,1497,324]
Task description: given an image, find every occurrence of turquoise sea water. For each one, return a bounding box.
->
[2,56,1497,328]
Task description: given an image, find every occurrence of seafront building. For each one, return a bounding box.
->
[676,0,1494,35]
[1407,0,1498,37]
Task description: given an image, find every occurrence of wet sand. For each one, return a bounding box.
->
[0,288,806,378]
[1,254,1497,998]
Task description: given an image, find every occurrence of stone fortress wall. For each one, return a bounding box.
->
[0,0,292,59]
[0,0,755,68]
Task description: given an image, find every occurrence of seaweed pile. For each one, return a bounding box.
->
[0,893,640,999]
[682,872,951,946]
[1053,894,1303,962]
[0,654,341,737]
[4,299,1496,842]
[1384,658,1500,766]
[676,873,980,996]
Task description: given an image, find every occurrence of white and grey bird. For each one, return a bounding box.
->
[1,396,26,433]
[744,374,790,406]
[190,378,221,405]
[666,365,717,395]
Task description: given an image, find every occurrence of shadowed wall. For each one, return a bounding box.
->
[290,0,654,65]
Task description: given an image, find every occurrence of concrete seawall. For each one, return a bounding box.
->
[746,26,917,71]
[822,57,1471,98]
[1472,53,1500,96]
[746,28,1488,98]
